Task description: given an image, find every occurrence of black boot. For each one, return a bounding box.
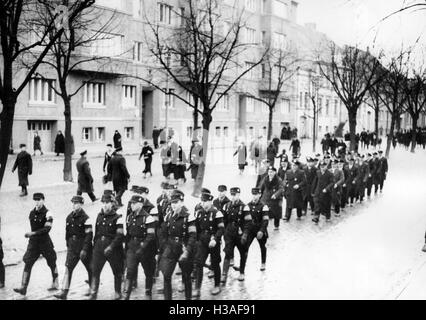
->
[163,279,172,300]
[88,277,99,300]
[114,275,122,300]
[221,259,230,284]
[14,271,31,296]
[123,279,133,300]
[54,268,71,300]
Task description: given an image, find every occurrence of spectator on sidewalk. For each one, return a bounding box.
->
[12,144,32,197]
[0,215,4,288]
[76,150,98,203]
[103,144,114,174]
[266,142,277,167]
[152,126,161,149]
[108,147,130,207]
[113,130,122,149]
[233,141,248,175]
[54,131,65,156]
[255,159,270,188]
[33,131,43,156]
[175,145,188,184]
[189,138,203,180]
[139,141,154,178]
[289,136,301,159]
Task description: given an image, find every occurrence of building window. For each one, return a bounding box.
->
[261,0,266,13]
[223,126,229,137]
[133,0,143,18]
[245,62,256,79]
[245,0,256,11]
[29,78,56,103]
[245,27,256,43]
[325,99,330,116]
[217,93,230,111]
[82,127,93,143]
[95,127,105,142]
[124,127,134,140]
[122,85,137,108]
[247,97,255,112]
[187,126,193,138]
[161,88,175,109]
[281,99,290,114]
[261,64,266,79]
[133,42,142,62]
[178,7,185,26]
[304,92,308,109]
[215,126,221,137]
[158,2,172,24]
[83,82,105,106]
[261,31,266,46]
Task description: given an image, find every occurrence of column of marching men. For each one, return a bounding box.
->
[7,149,388,300]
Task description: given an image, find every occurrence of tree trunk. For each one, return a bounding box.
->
[267,106,273,141]
[193,102,199,130]
[410,114,418,153]
[385,115,396,158]
[312,106,317,153]
[348,109,357,151]
[63,96,73,182]
[0,96,17,190]
[192,109,212,197]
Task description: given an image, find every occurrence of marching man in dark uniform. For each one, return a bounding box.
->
[312,161,335,224]
[76,150,98,202]
[260,167,284,230]
[124,194,158,300]
[365,153,375,198]
[283,160,307,221]
[372,152,381,195]
[193,192,225,297]
[12,144,33,197]
[159,190,197,300]
[14,193,59,295]
[330,160,345,215]
[221,187,252,283]
[54,195,93,300]
[213,185,231,213]
[356,155,370,203]
[246,188,269,271]
[304,157,317,215]
[377,151,388,193]
[346,157,359,206]
[89,194,124,300]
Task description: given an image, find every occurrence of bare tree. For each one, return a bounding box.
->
[365,69,386,140]
[305,70,324,152]
[244,48,299,141]
[319,44,384,151]
[30,1,118,181]
[0,0,95,190]
[402,68,426,152]
[134,0,267,196]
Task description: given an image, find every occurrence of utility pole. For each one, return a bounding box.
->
[165,52,171,139]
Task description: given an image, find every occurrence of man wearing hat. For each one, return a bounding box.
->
[189,137,203,180]
[14,193,59,295]
[192,192,225,297]
[365,153,375,198]
[221,187,253,283]
[89,194,125,300]
[283,160,306,221]
[160,140,172,179]
[377,151,388,193]
[330,160,345,215]
[245,188,269,271]
[54,196,93,300]
[260,167,284,230]
[356,155,370,203]
[123,195,158,300]
[213,185,230,215]
[139,141,154,178]
[345,157,359,206]
[159,190,197,300]
[108,146,130,207]
[304,157,318,215]
[312,162,334,223]
[76,150,98,202]
[12,143,33,197]
[103,144,114,173]
[339,159,349,209]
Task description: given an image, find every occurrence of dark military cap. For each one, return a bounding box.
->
[218,185,227,192]
[230,187,241,195]
[201,193,214,202]
[292,159,301,165]
[251,188,262,195]
[101,194,113,203]
[332,159,339,164]
[103,189,114,196]
[115,146,123,152]
[170,192,184,203]
[306,156,314,162]
[71,195,84,204]
[201,188,211,194]
[106,143,112,147]
[166,183,178,190]
[161,182,169,189]
[268,166,277,172]
[378,150,383,154]
[33,192,45,200]
[138,186,149,194]
[366,153,372,157]
[129,195,144,203]
[348,157,355,162]
[373,152,378,156]
[339,159,345,163]
[130,185,140,192]
[19,143,26,148]
[80,150,87,156]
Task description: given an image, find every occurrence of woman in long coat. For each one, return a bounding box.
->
[266,142,277,166]
[54,131,65,156]
[113,130,122,149]
[174,145,188,184]
[233,141,247,174]
[260,167,284,230]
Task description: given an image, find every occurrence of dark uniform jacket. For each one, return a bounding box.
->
[357,162,370,187]
[331,168,345,205]
[223,200,252,237]
[313,169,335,197]
[346,165,359,196]
[76,157,94,193]
[65,208,92,252]
[283,169,307,209]
[94,209,124,249]
[260,175,284,219]
[12,151,33,186]
[213,196,230,213]
[304,166,318,197]
[195,206,225,242]
[29,205,53,240]
[126,209,157,252]
[108,154,130,191]
[378,157,388,180]
[246,200,269,237]
[164,206,197,256]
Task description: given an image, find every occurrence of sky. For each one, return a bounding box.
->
[297,0,426,62]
